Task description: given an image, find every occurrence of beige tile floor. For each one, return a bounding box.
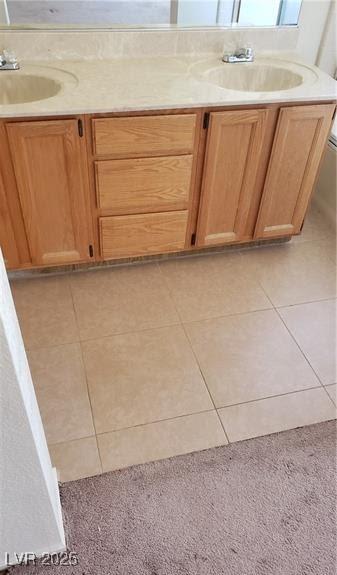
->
[10,206,337,482]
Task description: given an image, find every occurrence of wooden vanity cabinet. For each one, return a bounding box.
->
[254,103,336,239]
[6,119,94,267]
[196,108,275,246]
[0,102,335,271]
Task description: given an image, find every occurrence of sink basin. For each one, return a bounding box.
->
[204,64,303,92]
[0,65,78,106]
[191,58,318,93]
[0,74,62,105]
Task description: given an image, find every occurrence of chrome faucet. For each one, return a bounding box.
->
[222,47,254,64]
[0,50,20,70]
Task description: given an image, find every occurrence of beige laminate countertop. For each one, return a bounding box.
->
[0,53,336,118]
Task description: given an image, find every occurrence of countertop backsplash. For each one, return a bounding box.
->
[0,26,299,61]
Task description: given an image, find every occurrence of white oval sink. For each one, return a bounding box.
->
[205,64,303,92]
[0,65,78,106]
[191,58,318,94]
[0,75,62,105]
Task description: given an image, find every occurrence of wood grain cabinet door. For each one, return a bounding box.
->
[0,165,21,269]
[254,104,335,239]
[196,109,270,247]
[7,119,92,266]
[0,122,31,269]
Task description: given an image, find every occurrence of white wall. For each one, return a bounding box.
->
[309,0,336,226]
[317,0,336,76]
[296,0,332,64]
[313,141,337,230]
[0,0,9,25]
[0,250,65,570]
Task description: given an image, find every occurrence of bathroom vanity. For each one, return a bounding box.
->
[0,56,336,270]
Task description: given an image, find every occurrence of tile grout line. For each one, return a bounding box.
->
[275,295,337,310]
[275,310,337,406]
[48,409,218,448]
[239,240,337,415]
[48,382,333,451]
[182,323,231,445]
[45,262,232,465]
[178,306,274,327]
[57,264,229,458]
[23,320,182,353]
[324,384,337,407]
[158,250,336,434]
[24,303,274,353]
[25,291,326,354]
[97,409,218,437]
[236,235,337,303]
[20,247,336,350]
[67,274,104,473]
[157,262,231,444]
[250,267,337,408]
[216,385,326,410]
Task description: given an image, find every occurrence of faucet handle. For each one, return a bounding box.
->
[235,46,253,57]
[222,45,254,63]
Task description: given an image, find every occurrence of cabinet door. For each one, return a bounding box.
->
[255,104,335,239]
[7,120,92,266]
[0,123,30,269]
[196,109,270,246]
[0,166,20,269]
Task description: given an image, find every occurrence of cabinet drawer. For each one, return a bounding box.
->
[96,155,193,213]
[100,211,188,259]
[92,114,196,158]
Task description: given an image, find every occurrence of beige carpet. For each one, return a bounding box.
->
[11,421,337,575]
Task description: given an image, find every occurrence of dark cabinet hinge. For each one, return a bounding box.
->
[191,232,196,246]
[203,112,210,130]
[78,119,84,137]
[89,244,94,257]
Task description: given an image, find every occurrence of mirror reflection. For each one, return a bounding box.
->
[3,0,302,28]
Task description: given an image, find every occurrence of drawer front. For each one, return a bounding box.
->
[92,114,196,158]
[100,211,188,259]
[96,155,193,213]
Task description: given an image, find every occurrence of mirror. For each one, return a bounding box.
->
[2,0,302,28]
